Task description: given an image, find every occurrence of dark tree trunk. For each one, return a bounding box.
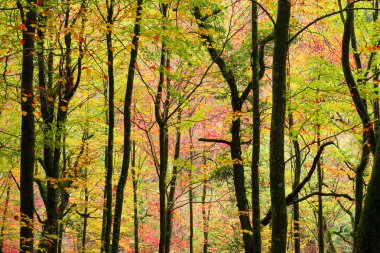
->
[251,2,261,253]
[156,7,170,250]
[111,0,142,250]
[165,112,182,253]
[353,135,370,249]
[101,0,115,251]
[269,1,291,252]
[341,3,376,154]
[201,165,209,253]
[18,1,37,251]
[355,133,380,252]
[192,7,253,252]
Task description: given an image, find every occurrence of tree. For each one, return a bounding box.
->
[17,0,36,251]
[269,0,291,252]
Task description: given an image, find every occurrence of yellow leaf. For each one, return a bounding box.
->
[33,111,41,117]
[22,111,27,116]
[22,97,27,102]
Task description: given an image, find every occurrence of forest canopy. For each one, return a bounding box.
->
[0,0,379,252]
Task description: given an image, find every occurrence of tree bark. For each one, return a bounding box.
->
[101,0,115,251]
[269,1,291,252]
[355,128,380,252]
[251,1,261,252]
[18,1,37,251]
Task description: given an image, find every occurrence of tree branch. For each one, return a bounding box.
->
[198,138,231,146]
[261,141,334,226]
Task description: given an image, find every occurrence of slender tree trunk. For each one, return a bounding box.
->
[156,8,169,250]
[201,174,209,253]
[165,111,182,253]
[189,129,194,253]
[101,0,115,251]
[269,1,291,252]
[317,123,324,253]
[0,177,10,253]
[323,218,336,253]
[251,1,261,252]
[289,112,301,253]
[132,141,139,253]
[81,167,89,253]
[111,0,143,250]
[18,1,37,251]
[341,3,375,153]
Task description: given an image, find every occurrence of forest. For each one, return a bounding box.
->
[0,0,379,252]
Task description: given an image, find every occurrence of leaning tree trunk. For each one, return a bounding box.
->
[192,7,253,252]
[269,0,291,252]
[18,1,37,251]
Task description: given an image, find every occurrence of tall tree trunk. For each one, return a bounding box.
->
[251,1,261,252]
[111,0,142,250]
[18,1,37,251]
[101,0,115,251]
[132,141,139,253]
[269,1,291,252]
[156,8,170,250]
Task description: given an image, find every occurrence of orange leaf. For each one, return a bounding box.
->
[20,39,25,44]
[152,35,159,43]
